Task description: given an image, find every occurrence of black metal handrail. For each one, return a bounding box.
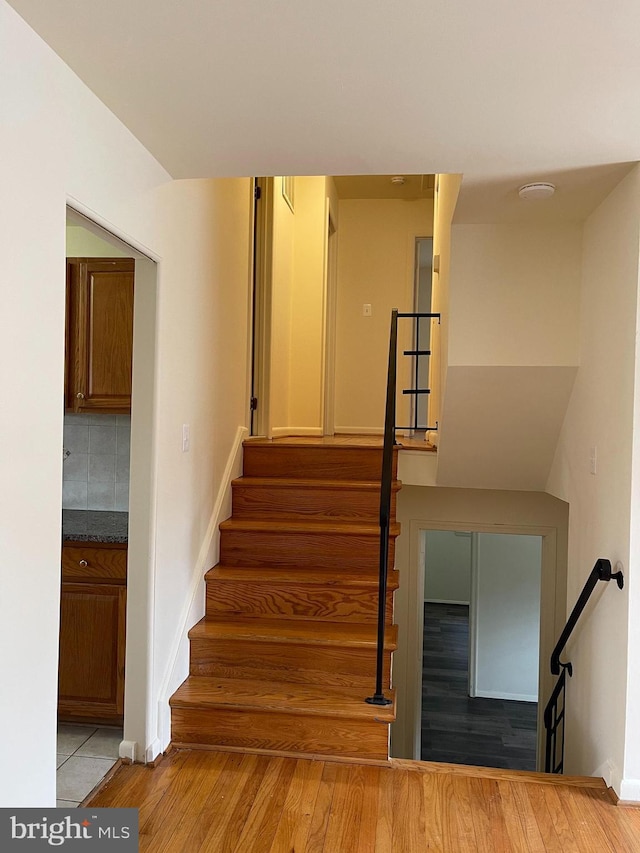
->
[544,557,624,772]
[366,310,440,707]
[366,310,398,707]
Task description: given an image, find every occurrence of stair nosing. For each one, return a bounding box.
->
[219,519,401,535]
[205,565,400,589]
[188,617,398,649]
[170,676,396,721]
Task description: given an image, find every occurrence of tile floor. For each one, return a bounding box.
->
[56,724,122,807]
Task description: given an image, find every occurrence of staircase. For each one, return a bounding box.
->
[169,438,400,761]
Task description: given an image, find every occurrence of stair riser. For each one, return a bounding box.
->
[243,445,397,481]
[189,638,392,688]
[171,707,389,760]
[232,483,396,523]
[220,531,396,569]
[206,582,394,623]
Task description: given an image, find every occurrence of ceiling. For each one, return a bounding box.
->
[7,0,640,221]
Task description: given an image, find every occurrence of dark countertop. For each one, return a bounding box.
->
[63,509,128,544]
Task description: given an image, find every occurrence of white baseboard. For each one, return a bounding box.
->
[617,774,640,803]
[155,425,248,752]
[474,689,537,703]
[118,740,137,762]
[145,738,163,764]
[271,426,324,437]
[425,598,470,606]
[593,758,621,792]
[334,426,384,435]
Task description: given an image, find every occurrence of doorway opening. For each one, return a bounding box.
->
[421,529,542,771]
[58,207,158,803]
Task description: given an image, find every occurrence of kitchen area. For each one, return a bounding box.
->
[58,226,134,805]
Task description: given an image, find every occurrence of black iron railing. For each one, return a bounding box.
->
[366,310,439,707]
[544,558,624,773]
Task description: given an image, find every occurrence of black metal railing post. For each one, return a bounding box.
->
[544,557,624,772]
[366,309,398,707]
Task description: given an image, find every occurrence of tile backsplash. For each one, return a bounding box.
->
[62,414,130,511]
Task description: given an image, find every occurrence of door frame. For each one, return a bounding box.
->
[65,202,159,762]
[322,197,338,436]
[406,518,560,771]
[250,177,274,437]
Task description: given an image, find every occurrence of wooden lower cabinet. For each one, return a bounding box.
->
[58,543,127,723]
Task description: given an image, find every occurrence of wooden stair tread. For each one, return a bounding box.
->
[189,616,398,648]
[244,437,389,449]
[205,565,399,589]
[233,476,401,491]
[170,676,395,721]
[219,518,401,535]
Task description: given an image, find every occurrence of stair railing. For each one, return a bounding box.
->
[366,309,439,707]
[544,557,624,773]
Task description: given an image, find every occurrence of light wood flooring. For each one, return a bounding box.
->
[87,748,640,852]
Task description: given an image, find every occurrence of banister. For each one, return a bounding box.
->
[550,558,624,676]
[366,309,398,707]
[544,556,624,773]
[366,309,440,708]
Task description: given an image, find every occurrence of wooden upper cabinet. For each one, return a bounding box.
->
[66,258,135,414]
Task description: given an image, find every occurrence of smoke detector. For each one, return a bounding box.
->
[390,176,406,186]
[518,182,556,200]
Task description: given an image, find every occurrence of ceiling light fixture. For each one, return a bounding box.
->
[518,182,556,200]
[390,176,406,186]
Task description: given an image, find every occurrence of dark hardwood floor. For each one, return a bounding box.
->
[421,603,538,771]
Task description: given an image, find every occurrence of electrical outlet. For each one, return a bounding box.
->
[182,424,190,452]
[363,303,372,317]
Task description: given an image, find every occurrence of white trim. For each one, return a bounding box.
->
[118,740,137,762]
[618,777,640,802]
[425,598,470,605]
[474,690,538,703]
[66,196,161,262]
[594,759,620,791]
[469,532,479,698]
[323,198,338,436]
[271,426,324,437]
[155,425,248,752]
[145,738,163,764]
[334,426,384,435]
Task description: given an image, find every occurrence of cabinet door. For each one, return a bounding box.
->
[58,582,126,722]
[67,258,134,414]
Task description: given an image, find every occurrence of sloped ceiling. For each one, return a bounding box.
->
[6,0,640,193]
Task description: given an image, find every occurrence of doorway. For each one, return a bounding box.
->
[421,529,542,771]
[60,207,158,778]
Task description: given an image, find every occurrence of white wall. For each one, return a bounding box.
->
[448,224,582,367]
[0,1,251,805]
[435,221,581,491]
[424,530,471,603]
[546,166,640,796]
[473,533,541,702]
[334,198,433,432]
[289,176,328,432]
[269,176,328,436]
